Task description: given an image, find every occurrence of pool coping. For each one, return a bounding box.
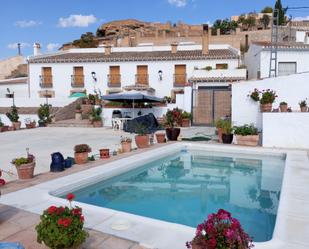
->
[1,143,309,249]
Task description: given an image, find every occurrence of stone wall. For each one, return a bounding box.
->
[0,56,25,80]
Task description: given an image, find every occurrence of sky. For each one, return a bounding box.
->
[1,0,309,59]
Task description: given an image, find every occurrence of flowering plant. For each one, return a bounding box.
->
[36,193,88,249]
[248,88,260,102]
[120,136,132,143]
[260,89,277,104]
[186,209,254,249]
[164,108,183,128]
[299,99,307,107]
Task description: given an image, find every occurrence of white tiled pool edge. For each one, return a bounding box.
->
[1,143,309,249]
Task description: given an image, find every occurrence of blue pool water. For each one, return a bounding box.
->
[68,150,285,242]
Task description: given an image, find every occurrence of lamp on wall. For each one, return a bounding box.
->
[91,72,97,82]
[158,70,163,81]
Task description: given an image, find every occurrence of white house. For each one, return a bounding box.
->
[25,27,246,126]
[245,39,309,80]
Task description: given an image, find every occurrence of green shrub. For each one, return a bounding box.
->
[136,123,147,136]
[89,107,102,122]
[181,111,191,119]
[233,124,258,136]
[260,89,277,104]
[6,105,19,122]
[38,104,52,124]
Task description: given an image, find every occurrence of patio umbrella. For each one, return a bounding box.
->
[69,92,87,98]
[101,90,163,118]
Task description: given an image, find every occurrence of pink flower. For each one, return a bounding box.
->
[0,178,5,186]
[208,238,217,249]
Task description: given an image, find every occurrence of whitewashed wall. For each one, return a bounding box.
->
[29,58,239,99]
[263,113,309,149]
[245,44,309,79]
[232,72,309,130]
[0,97,73,107]
[0,83,28,98]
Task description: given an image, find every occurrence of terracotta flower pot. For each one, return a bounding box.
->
[12,121,21,130]
[260,103,272,112]
[135,135,149,148]
[74,152,89,164]
[15,161,35,180]
[93,120,103,127]
[217,127,223,143]
[300,106,308,112]
[121,142,132,153]
[236,135,259,146]
[156,133,166,143]
[181,119,190,127]
[165,128,180,141]
[1,126,9,132]
[75,112,82,120]
[280,104,288,112]
[99,149,110,159]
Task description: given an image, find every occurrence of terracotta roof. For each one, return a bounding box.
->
[0,77,28,85]
[29,49,238,63]
[252,41,309,49]
[189,76,246,83]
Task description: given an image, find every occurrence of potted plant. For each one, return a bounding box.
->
[74,144,91,164]
[25,118,36,129]
[38,104,52,127]
[0,118,9,132]
[234,124,259,146]
[221,120,233,144]
[215,119,225,143]
[11,149,35,180]
[155,132,166,143]
[120,136,132,153]
[259,89,277,112]
[36,193,88,249]
[99,148,110,159]
[164,96,172,104]
[75,104,82,120]
[299,99,308,112]
[6,105,21,130]
[248,88,260,102]
[89,107,103,127]
[181,111,191,127]
[279,101,288,112]
[94,94,101,105]
[135,123,149,148]
[164,108,181,141]
[186,209,253,249]
[88,94,96,105]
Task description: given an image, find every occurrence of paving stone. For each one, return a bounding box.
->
[98,236,135,249]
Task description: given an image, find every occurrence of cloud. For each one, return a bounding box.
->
[46,43,60,52]
[58,14,98,27]
[15,20,42,28]
[293,16,309,21]
[7,42,30,49]
[168,0,187,7]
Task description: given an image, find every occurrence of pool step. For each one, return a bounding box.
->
[47,119,94,128]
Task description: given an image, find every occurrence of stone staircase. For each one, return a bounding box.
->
[48,119,93,128]
[53,98,83,121]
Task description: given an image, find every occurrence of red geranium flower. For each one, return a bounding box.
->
[48,206,58,214]
[56,206,65,215]
[0,178,5,186]
[58,218,72,227]
[72,208,82,216]
[66,193,75,201]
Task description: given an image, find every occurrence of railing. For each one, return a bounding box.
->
[135,74,149,85]
[39,75,53,88]
[71,75,85,88]
[173,74,187,87]
[107,74,121,87]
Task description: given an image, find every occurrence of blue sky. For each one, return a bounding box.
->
[1,0,309,59]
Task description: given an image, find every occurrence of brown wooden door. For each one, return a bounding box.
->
[136,65,148,85]
[193,87,231,126]
[42,67,52,85]
[109,66,120,84]
[73,67,84,85]
[174,65,186,85]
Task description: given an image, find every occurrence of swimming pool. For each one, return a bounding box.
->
[67,149,285,242]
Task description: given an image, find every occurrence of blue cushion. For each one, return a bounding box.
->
[0,242,25,249]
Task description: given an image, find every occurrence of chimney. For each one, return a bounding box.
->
[104,45,112,55]
[202,24,209,55]
[171,42,178,54]
[33,43,41,56]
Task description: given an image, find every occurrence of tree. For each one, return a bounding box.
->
[245,15,256,29]
[274,0,286,26]
[261,6,273,13]
[72,32,98,48]
[96,28,105,37]
[260,14,271,29]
